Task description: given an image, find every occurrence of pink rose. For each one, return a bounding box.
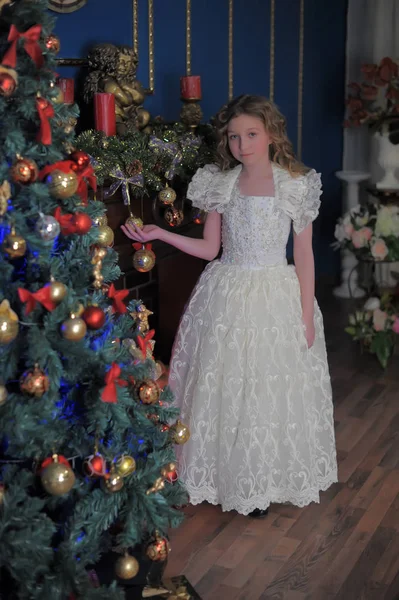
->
[344,223,354,238]
[371,238,389,260]
[392,317,399,334]
[351,227,373,248]
[373,308,388,331]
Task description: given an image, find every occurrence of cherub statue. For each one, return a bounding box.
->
[84,43,151,135]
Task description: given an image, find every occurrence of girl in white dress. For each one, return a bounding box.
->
[122,95,338,517]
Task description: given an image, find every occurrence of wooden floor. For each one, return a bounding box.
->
[165,289,399,600]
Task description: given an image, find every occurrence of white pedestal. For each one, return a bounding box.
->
[333,170,370,299]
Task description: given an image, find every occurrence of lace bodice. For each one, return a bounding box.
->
[187,162,322,268]
[220,185,291,267]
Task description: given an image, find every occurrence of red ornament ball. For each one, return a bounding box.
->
[69,151,90,173]
[73,212,92,235]
[82,305,106,330]
[83,453,107,477]
[0,70,17,97]
[45,34,60,53]
[10,157,38,184]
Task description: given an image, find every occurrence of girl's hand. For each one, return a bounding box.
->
[304,317,315,348]
[121,222,162,243]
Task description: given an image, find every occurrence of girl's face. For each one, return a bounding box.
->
[227,114,271,166]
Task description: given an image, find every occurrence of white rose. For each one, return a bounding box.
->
[334,223,346,242]
[364,297,380,311]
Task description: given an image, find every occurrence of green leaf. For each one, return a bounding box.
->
[370,332,394,368]
[345,326,357,336]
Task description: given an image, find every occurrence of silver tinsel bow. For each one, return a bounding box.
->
[104,167,144,206]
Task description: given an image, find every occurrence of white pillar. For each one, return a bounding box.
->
[333,170,370,299]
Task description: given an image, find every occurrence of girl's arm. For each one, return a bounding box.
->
[293,224,315,347]
[121,210,222,262]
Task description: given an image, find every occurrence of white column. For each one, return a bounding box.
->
[333,170,370,299]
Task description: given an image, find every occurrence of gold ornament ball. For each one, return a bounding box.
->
[115,554,139,580]
[10,157,39,184]
[96,225,114,247]
[93,214,108,227]
[61,316,87,341]
[116,455,136,478]
[134,379,161,405]
[52,86,64,104]
[125,215,143,229]
[3,228,27,259]
[145,536,171,562]
[169,420,191,445]
[158,186,177,206]
[0,308,18,344]
[41,459,75,496]
[20,365,49,397]
[49,281,67,304]
[164,206,184,227]
[132,247,156,273]
[47,169,78,199]
[45,34,61,53]
[0,385,7,405]
[103,469,124,493]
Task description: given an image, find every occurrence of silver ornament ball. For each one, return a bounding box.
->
[35,214,61,242]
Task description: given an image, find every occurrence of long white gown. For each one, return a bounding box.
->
[169,163,338,515]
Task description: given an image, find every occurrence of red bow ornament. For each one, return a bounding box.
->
[18,286,57,315]
[107,283,129,314]
[53,207,77,236]
[2,24,44,69]
[132,243,153,252]
[137,329,155,359]
[36,97,54,145]
[101,363,127,403]
[75,164,97,206]
[40,454,70,472]
[39,159,75,181]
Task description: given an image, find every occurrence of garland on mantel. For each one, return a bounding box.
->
[76,123,215,199]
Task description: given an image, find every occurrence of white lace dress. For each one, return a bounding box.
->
[169,163,338,515]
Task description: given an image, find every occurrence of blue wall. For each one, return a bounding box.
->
[53,0,348,277]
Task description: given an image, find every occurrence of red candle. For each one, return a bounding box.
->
[180,75,201,100]
[57,77,74,104]
[94,92,116,136]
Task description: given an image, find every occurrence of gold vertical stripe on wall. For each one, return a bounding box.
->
[132,0,138,59]
[148,0,154,92]
[297,0,305,159]
[186,0,192,75]
[269,0,275,102]
[228,0,233,100]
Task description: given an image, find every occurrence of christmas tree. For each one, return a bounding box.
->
[0,2,189,598]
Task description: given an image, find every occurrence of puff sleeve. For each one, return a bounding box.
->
[186,164,231,214]
[280,169,322,234]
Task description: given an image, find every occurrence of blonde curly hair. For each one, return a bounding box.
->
[213,95,309,176]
